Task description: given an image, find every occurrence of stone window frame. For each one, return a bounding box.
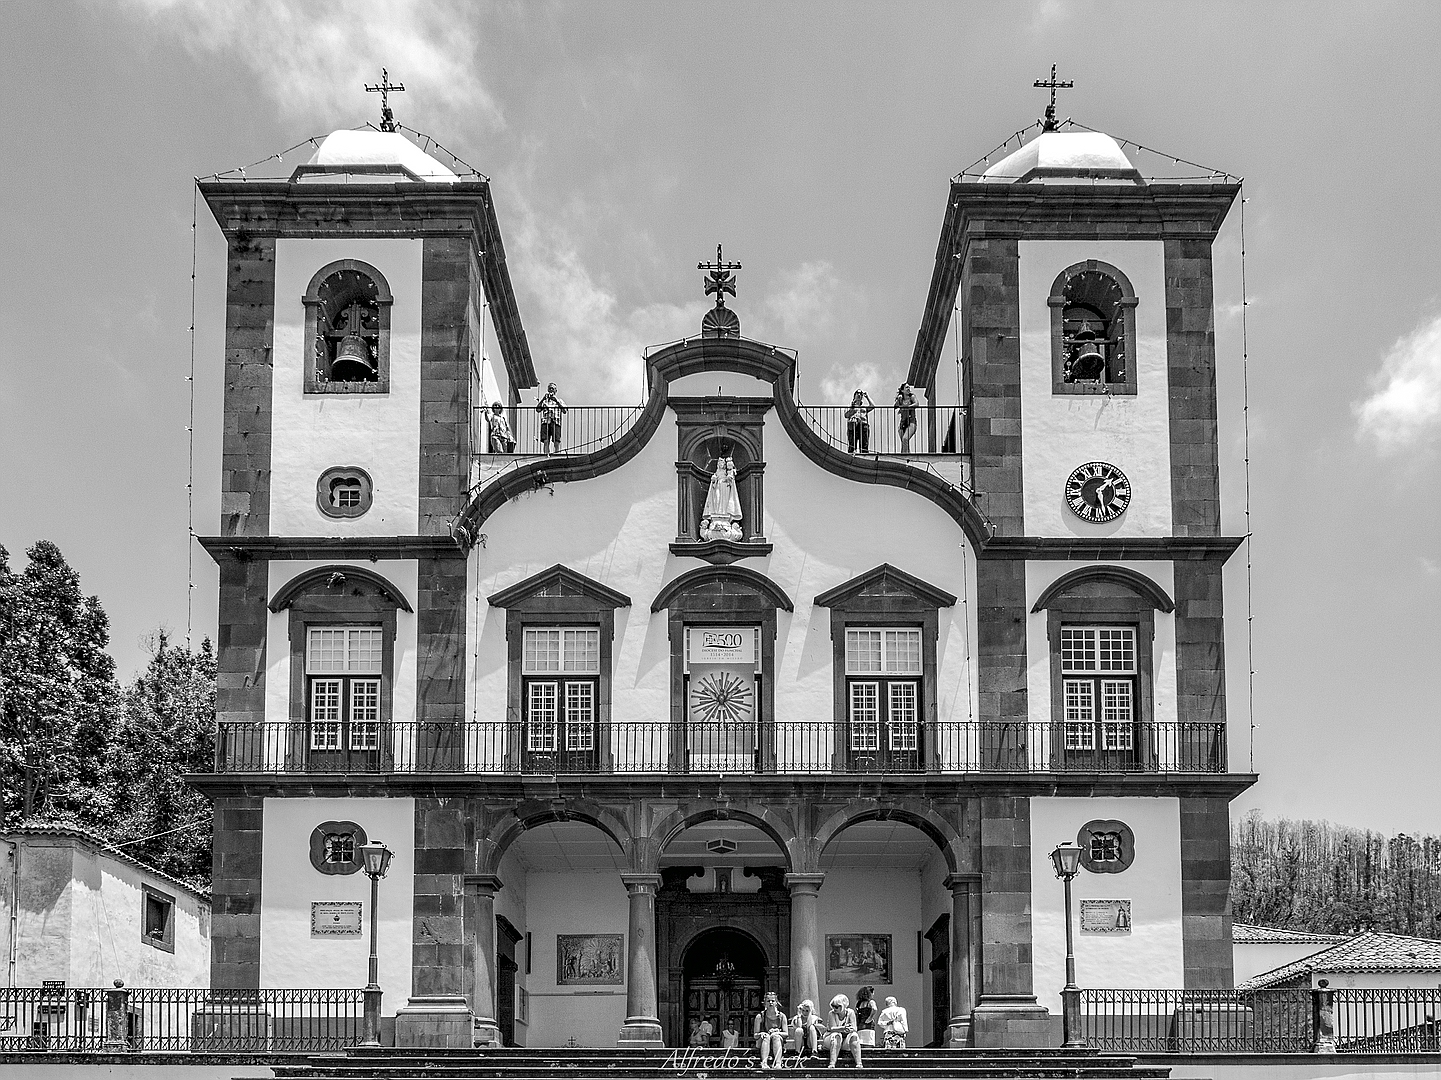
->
[815,564,955,772]
[309,819,369,876]
[315,466,374,519]
[1032,566,1174,767]
[1077,818,1136,874]
[651,566,792,772]
[1049,259,1139,397]
[488,565,632,772]
[141,883,176,953]
[270,565,411,771]
[302,258,394,395]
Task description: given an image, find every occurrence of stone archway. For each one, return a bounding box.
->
[680,926,769,1047]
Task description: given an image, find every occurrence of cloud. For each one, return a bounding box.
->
[1355,312,1441,453]
[115,0,500,129]
[508,211,705,404]
[761,261,862,344]
[819,363,883,404]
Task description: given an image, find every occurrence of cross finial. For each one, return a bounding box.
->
[1033,64,1074,132]
[698,244,742,310]
[365,68,406,132]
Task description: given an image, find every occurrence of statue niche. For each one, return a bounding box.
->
[700,451,744,542]
[673,410,769,557]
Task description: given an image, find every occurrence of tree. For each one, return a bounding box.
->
[106,631,216,883]
[0,541,118,825]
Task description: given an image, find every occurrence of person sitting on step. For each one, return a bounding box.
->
[824,994,862,1069]
[754,991,789,1069]
[792,999,823,1057]
[877,997,908,1049]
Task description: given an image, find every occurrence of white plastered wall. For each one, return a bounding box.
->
[817,868,926,1023]
[270,238,424,536]
[1024,561,1177,729]
[464,408,981,745]
[1030,796,1183,1015]
[259,797,415,1014]
[520,871,630,1046]
[1018,240,1173,538]
[264,560,418,734]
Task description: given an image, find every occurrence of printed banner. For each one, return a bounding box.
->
[689,627,754,666]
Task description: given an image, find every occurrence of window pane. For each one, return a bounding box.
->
[849,682,879,750]
[1063,678,1094,750]
[308,629,349,673]
[348,628,384,673]
[1097,628,1136,673]
[527,681,558,750]
[562,629,600,674]
[1060,627,1097,673]
[565,681,595,750]
[1101,680,1134,750]
[311,680,342,722]
[884,630,922,674]
[845,630,882,674]
[888,682,919,750]
[523,629,561,673]
[350,679,380,749]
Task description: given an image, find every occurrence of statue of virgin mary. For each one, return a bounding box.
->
[699,455,743,541]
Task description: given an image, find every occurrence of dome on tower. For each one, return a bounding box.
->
[981,129,1143,185]
[291,128,458,184]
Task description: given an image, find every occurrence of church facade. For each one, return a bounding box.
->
[194,112,1251,1049]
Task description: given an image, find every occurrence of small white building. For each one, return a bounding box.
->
[1232,923,1346,985]
[1239,930,1441,991]
[1,825,210,988]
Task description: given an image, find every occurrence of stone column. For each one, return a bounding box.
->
[469,874,503,1047]
[617,874,664,1046]
[785,873,826,1009]
[944,875,978,1047]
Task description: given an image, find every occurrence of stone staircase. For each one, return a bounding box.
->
[269,1046,1178,1080]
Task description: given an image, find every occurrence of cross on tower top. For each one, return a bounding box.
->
[1033,64,1074,132]
[699,244,742,309]
[365,68,406,132]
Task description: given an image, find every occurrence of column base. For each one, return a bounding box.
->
[394,996,474,1048]
[943,1015,972,1048]
[473,1016,502,1048]
[969,995,1055,1048]
[616,1017,664,1048]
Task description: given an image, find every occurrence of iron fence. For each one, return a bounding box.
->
[215,720,1226,775]
[1083,987,1441,1054]
[473,405,644,457]
[0,986,362,1052]
[798,405,968,457]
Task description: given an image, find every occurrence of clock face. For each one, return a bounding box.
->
[1065,461,1131,523]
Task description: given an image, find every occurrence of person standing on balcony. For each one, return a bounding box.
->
[895,384,918,454]
[536,382,567,455]
[486,402,515,454]
[844,388,874,453]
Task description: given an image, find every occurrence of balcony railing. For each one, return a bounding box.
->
[1083,987,1441,1054]
[798,405,968,457]
[473,405,644,457]
[0,986,362,1052]
[215,720,1226,775]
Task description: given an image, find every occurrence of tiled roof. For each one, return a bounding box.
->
[1239,931,1441,990]
[1232,922,1348,945]
[2,823,210,904]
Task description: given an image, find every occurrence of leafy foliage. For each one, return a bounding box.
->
[1231,812,1441,939]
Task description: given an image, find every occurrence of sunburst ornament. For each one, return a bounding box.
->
[690,671,754,724]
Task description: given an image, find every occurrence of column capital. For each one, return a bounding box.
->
[620,873,663,893]
[784,872,826,894]
[944,873,980,893]
[463,873,505,896]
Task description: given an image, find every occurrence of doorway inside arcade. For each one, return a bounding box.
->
[681,928,767,1047]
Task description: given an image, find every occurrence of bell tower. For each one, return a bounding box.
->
[909,113,1245,1045]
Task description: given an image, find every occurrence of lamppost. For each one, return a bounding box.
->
[1049,841,1085,1049]
[360,839,394,1047]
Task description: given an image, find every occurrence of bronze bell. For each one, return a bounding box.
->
[1072,350,1107,380]
[331,334,376,382]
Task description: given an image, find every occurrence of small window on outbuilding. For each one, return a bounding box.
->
[1049,261,1138,396]
[303,260,393,394]
[141,884,176,953]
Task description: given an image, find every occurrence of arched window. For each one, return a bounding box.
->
[303,260,393,393]
[1048,261,1137,395]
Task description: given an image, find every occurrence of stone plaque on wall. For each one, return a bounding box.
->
[311,901,363,937]
[1079,899,1131,934]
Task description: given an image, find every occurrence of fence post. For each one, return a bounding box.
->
[1311,979,1336,1053]
[104,980,130,1052]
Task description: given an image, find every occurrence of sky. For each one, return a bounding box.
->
[0,1,1438,833]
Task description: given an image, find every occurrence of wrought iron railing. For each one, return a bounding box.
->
[1083,987,1441,1054]
[798,405,968,457]
[215,720,1226,775]
[0,986,363,1052]
[472,404,644,457]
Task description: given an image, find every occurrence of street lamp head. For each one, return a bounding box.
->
[1050,841,1082,880]
[360,839,393,880]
